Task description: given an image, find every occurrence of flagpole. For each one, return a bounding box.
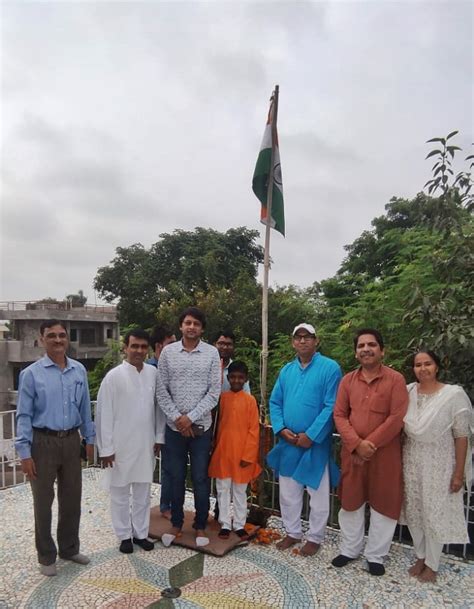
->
[260,84,279,415]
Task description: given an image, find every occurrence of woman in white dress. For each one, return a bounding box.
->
[402,350,472,583]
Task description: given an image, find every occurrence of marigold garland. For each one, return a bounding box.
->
[248,527,282,545]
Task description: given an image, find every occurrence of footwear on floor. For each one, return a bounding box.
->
[218,528,231,540]
[119,539,133,554]
[234,529,249,541]
[368,562,385,576]
[40,563,57,577]
[62,553,90,565]
[133,537,154,551]
[331,554,355,568]
[161,533,176,547]
[196,535,209,547]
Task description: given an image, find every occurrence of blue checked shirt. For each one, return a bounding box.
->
[15,355,95,459]
[156,340,221,431]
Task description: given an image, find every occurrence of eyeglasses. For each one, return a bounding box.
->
[293,334,315,342]
[216,341,233,348]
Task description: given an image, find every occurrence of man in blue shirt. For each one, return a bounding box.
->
[267,323,342,556]
[15,320,95,576]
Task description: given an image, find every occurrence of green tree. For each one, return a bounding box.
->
[268,285,321,339]
[93,243,161,327]
[403,132,473,395]
[94,226,318,346]
[66,290,87,307]
[87,341,122,401]
[316,131,473,398]
[94,227,264,328]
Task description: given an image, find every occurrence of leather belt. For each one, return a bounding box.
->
[33,427,79,438]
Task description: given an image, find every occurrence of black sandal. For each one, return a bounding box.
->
[218,528,231,539]
[234,529,249,540]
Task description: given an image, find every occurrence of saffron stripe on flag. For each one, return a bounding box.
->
[252,99,285,236]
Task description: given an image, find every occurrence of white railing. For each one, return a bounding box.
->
[0,300,116,313]
[0,407,100,489]
[0,409,26,488]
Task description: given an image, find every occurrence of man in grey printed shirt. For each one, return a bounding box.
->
[156,307,221,547]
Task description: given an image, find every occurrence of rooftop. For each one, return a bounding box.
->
[0,301,117,322]
[1,469,472,608]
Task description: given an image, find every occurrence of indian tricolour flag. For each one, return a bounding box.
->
[252,97,285,237]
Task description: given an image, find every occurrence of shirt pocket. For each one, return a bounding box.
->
[70,379,84,406]
[369,401,389,423]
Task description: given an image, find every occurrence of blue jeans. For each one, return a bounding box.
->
[163,425,212,530]
[159,455,172,513]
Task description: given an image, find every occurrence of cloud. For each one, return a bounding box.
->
[1,0,472,302]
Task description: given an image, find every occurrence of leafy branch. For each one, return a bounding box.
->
[424,130,473,211]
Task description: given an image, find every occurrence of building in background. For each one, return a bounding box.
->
[0,300,119,415]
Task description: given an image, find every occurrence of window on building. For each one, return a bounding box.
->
[70,329,78,342]
[80,328,96,345]
[106,328,113,339]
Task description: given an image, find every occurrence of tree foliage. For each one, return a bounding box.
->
[65,290,87,307]
[91,132,473,402]
[87,341,121,401]
[94,226,318,344]
[94,227,265,328]
[316,132,473,397]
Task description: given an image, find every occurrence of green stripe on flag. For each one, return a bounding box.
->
[252,127,285,236]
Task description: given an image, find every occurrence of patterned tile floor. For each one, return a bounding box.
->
[1,469,472,608]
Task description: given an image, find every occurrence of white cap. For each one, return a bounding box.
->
[292,323,316,336]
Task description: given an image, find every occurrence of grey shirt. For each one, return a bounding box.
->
[156,339,221,431]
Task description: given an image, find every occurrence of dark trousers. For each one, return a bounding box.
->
[163,425,212,530]
[159,453,172,512]
[30,430,82,565]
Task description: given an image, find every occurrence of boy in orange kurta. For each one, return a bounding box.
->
[208,361,261,540]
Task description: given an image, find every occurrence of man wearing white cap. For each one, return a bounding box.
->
[267,323,342,556]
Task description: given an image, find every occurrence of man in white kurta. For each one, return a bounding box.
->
[96,329,166,553]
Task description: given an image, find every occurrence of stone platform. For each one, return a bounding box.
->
[0,469,472,608]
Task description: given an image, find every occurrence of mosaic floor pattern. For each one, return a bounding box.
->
[0,469,473,608]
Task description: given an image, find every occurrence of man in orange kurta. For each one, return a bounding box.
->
[208,361,261,539]
[332,329,408,576]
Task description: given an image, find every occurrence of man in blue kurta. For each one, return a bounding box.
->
[267,323,342,556]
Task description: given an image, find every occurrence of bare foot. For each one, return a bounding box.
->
[408,558,425,577]
[418,566,437,583]
[300,541,320,557]
[276,536,301,551]
[160,510,172,520]
[170,526,182,536]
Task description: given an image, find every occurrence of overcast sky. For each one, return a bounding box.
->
[1,1,472,304]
